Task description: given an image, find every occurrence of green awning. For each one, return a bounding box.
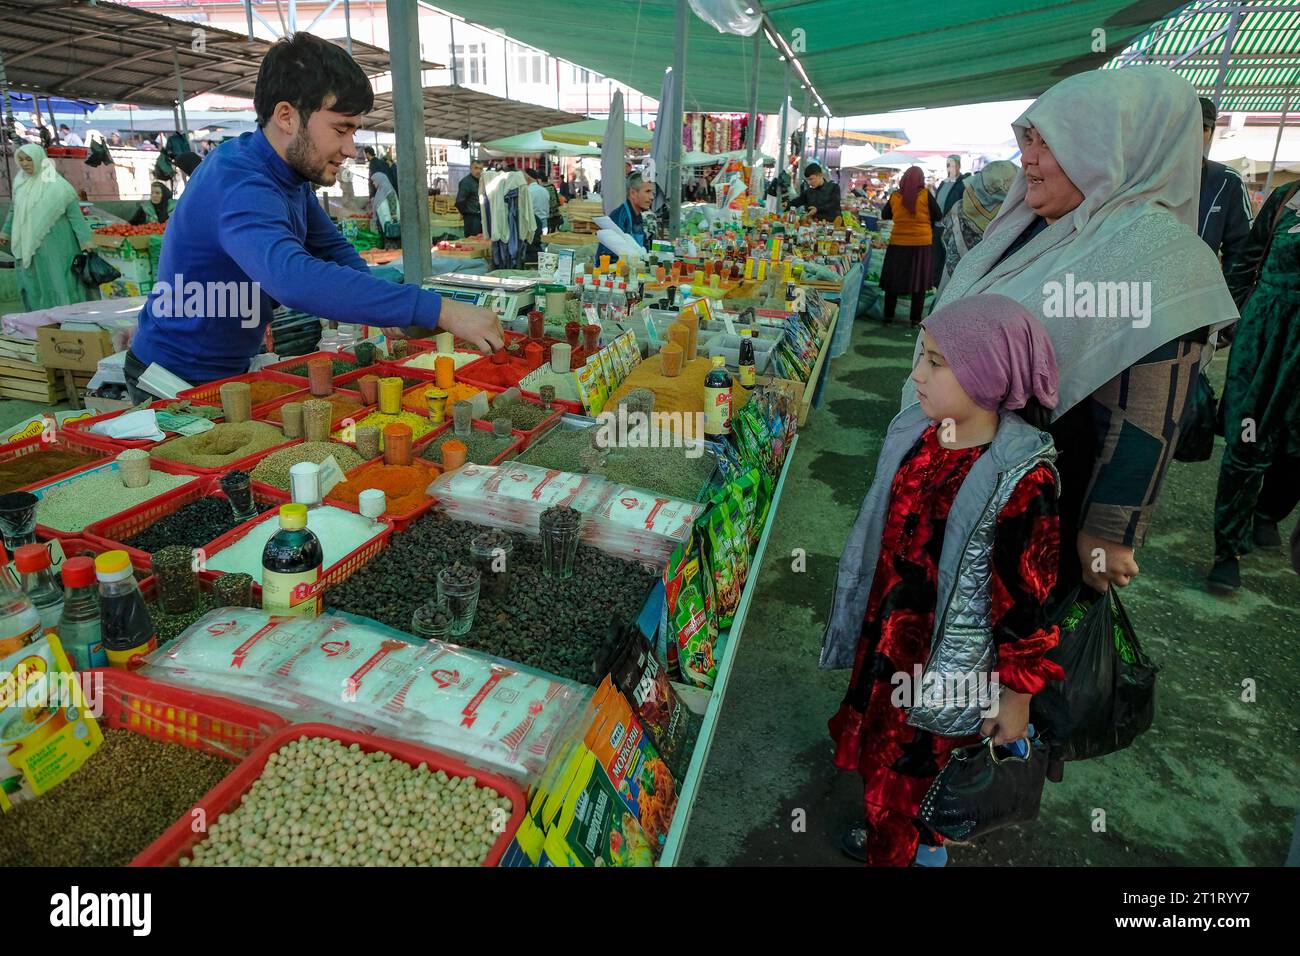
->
[541,118,655,148]
[480,130,601,156]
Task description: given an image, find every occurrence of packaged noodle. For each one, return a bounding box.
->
[705,501,744,627]
[599,625,695,779]
[664,533,719,688]
[574,361,607,416]
[734,468,763,547]
[542,745,655,867]
[606,341,629,383]
[617,331,642,374]
[1,634,104,811]
[596,347,619,393]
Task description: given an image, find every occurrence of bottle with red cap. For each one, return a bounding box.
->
[14,543,63,633]
[58,556,105,670]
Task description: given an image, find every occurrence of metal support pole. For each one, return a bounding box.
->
[245,0,255,40]
[288,0,298,33]
[504,40,509,101]
[449,16,458,86]
[775,66,790,210]
[0,50,12,197]
[1263,92,1291,197]
[173,49,189,139]
[668,0,688,236]
[343,0,353,57]
[745,26,760,168]
[556,58,561,111]
[387,0,432,284]
[797,90,810,187]
[1212,3,1242,107]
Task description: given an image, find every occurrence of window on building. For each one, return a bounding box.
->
[452,43,487,85]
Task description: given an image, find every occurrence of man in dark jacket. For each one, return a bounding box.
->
[931,154,969,287]
[1198,98,1252,276]
[456,159,483,237]
[791,163,841,221]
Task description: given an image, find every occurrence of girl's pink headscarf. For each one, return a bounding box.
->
[898,165,924,214]
[921,294,1060,412]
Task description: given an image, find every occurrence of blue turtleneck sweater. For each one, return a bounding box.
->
[133,129,441,383]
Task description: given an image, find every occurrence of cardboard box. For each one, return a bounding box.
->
[37,326,116,373]
[83,394,135,416]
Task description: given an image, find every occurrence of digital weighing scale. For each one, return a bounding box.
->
[422,273,538,321]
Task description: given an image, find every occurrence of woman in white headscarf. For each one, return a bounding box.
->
[924,66,1238,599]
[369,170,400,248]
[0,143,94,309]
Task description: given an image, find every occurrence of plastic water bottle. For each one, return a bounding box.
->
[14,544,63,634]
[0,573,42,658]
[578,276,597,313]
[596,279,612,318]
[57,556,105,670]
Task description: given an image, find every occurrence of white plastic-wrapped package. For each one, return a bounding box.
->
[584,486,705,564]
[428,462,612,538]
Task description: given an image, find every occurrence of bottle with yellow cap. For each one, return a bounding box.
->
[96,550,156,671]
[262,503,323,618]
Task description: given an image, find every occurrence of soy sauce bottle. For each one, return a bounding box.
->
[95,551,156,671]
[262,504,323,618]
[703,355,733,438]
[738,329,756,389]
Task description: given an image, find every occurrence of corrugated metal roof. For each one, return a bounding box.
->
[1107,1,1300,112]
[367,85,580,142]
[0,0,440,108]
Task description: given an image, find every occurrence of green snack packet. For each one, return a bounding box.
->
[706,503,742,628]
[734,468,762,548]
[664,532,719,688]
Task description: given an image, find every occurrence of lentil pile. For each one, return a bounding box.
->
[0,447,104,495]
[484,398,551,431]
[0,729,234,867]
[251,441,365,491]
[264,392,362,425]
[122,496,273,554]
[281,357,358,377]
[422,428,514,466]
[182,736,510,867]
[516,425,594,470]
[326,512,657,684]
[152,422,287,470]
[35,468,196,532]
[343,411,437,448]
[328,460,439,516]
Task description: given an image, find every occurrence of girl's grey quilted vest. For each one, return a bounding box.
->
[820,403,1058,737]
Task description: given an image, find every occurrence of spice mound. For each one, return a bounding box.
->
[281,357,357,377]
[35,468,196,532]
[0,447,103,495]
[152,422,287,470]
[343,411,436,448]
[123,495,273,555]
[201,379,299,406]
[205,505,384,576]
[181,736,510,867]
[328,460,440,516]
[422,428,514,466]
[148,590,216,644]
[404,382,481,412]
[0,729,234,867]
[251,441,365,491]
[484,398,550,431]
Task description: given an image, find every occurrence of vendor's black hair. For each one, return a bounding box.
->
[254,32,373,128]
[363,146,376,159]
[804,162,823,177]
[1017,396,1053,430]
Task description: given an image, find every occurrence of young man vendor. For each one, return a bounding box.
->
[128,33,502,397]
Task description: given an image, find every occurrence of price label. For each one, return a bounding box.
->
[721,312,737,336]
[584,305,602,327]
[639,308,661,349]
[317,455,347,496]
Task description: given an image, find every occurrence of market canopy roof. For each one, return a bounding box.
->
[0,0,436,109]
[366,85,580,142]
[1105,0,1300,113]
[425,1,1173,115]
[541,118,654,148]
[481,129,601,157]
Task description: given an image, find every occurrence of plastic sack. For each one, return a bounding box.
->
[71,250,121,288]
[1173,371,1217,463]
[918,736,1049,842]
[1030,588,1158,762]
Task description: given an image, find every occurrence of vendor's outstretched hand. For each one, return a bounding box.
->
[438,300,505,352]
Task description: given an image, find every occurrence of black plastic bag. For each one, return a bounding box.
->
[1031,587,1158,762]
[153,153,174,180]
[1174,371,1218,462]
[918,736,1049,842]
[71,250,121,288]
[84,139,114,168]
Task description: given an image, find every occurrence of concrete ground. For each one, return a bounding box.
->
[680,305,1300,867]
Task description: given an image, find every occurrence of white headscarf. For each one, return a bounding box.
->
[931,66,1238,416]
[9,143,79,266]
[370,171,397,222]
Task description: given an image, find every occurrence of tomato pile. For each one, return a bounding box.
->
[93,222,167,236]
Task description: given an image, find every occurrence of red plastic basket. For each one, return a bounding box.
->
[323,457,441,532]
[176,371,308,414]
[64,400,229,452]
[25,456,207,541]
[415,419,523,469]
[455,352,537,392]
[407,330,522,354]
[52,535,153,578]
[0,432,115,495]
[84,474,288,570]
[257,387,371,429]
[133,722,526,867]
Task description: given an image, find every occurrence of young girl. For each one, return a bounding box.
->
[820,293,1067,867]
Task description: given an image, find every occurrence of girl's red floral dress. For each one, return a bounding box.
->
[829,424,1065,866]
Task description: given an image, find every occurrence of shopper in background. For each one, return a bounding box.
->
[1207,177,1300,591]
[457,158,484,237]
[58,124,83,148]
[823,294,1065,867]
[127,32,502,396]
[932,66,1237,599]
[524,167,551,237]
[369,170,400,248]
[878,165,939,327]
[596,172,654,264]
[935,160,1018,294]
[1197,97,1252,278]
[0,143,94,310]
[363,145,397,199]
[930,154,969,288]
[791,162,841,222]
[128,181,176,226]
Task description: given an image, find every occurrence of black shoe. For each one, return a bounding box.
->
[883,316,895,326]
[1206,557,1241,593]
[1253,517,1282,549]
[840,826,868,863]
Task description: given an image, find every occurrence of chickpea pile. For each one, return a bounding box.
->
[182,736,511,867]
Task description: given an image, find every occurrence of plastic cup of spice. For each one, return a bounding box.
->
[357,374,380,405]
[279,402,304,439]
[358,488,387,521]
[452,401,473,439]
[391,339,409,359]
[550,343,571,374]
[354,426,381,460]
[660,342,684,377]
[290,462,322,505]
[424,388,449,425]
[435,331,455,354]
[440,438,467,471]
[378,377,404,415]
[582,324,600,353]
[410,599,452,641]
[436,562,480,637]
[212,572,254,608]
[491,418,513,440]
[434,355,455,389]
[115,449,152,489]
[219,382,253,423]
[538,385,556,409]
[301,399,333,442]
[383,424,413,467]
[307,357,334,397]
[152,544,200,615]
[523,342,544,368]
[469,529,513,602]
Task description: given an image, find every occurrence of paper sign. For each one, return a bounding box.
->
[538,252,559,282]
[318,455,348,497]
[721,313,737,336]
[556,250,575,285]
[583,305,602,327]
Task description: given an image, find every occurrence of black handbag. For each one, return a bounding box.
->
[1031,587,1158,762]
[1173,370,1218,462]
[918,736,1049,842]
[71,250,121,288]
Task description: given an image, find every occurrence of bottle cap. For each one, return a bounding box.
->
[712,355,726,368]
[740,328,752,337]
[14,543,50,573]
[279,503,308,530]
[94,550,133,581]
[61,556,96,588]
